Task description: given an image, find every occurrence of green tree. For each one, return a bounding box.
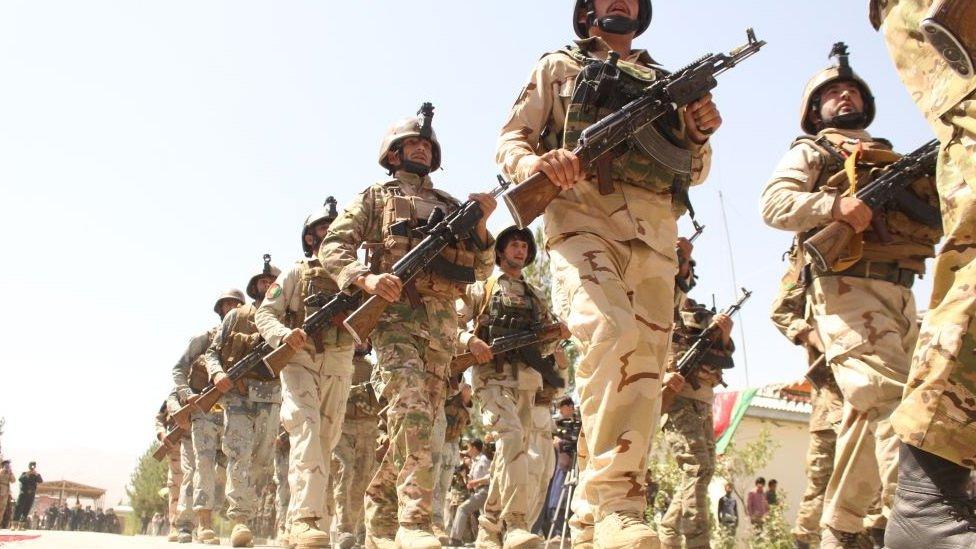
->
[126,442,168,523]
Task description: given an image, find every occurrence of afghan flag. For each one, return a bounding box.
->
[712,388,758,455]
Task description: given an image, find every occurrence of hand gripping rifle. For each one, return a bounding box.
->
[343,176,512,344]
[660,288,752,412]
[803,139,941,272]
[449,320,565,378]
[503,29,766,228]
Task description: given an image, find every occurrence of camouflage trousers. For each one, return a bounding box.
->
[526,402,556,527]
[222,381,281,522]
[279,346,353,528]
[659,396,715,549]
[550,233,675,525]
[809,275,916,533]
[365,334,449,535]
[890,95,976,469]
[273,440,289,532]
[188,410,222,512]
[430,404,447,529]
[433,439,460,531]
[167,441,184,525]
[331,418,379,536]
[793,427,836,544]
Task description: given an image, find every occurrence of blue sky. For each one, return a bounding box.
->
[0,1,935,505]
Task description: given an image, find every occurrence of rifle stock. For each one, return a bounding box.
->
[152,442,171,461]
[263,344,296,374]
[803,221,856,272]
[502,169,566,229]
[450,354,480,377]
[343,294,389,345]
[152,386,228,461]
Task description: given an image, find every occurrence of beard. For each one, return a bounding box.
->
[503,257,525,270]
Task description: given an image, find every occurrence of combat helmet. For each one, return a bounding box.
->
[574,0,652,39]
[246,254,281,301]
[495,225,537,266]
[213,288,246,316]
[302,196,338,257]
[800,42,876,135]
[378,102,442,176]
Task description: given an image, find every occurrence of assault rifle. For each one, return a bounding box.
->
[343,176,512,344]
[661,288,751,412]
[450,321,566,381]
[503,29,766,228]
[804,139,940,272]
[263,291,361,372]
[805,354,831,391]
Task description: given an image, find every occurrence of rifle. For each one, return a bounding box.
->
[262,291,361,372]
[804,354,831,391]
[803,139,940,271]
[450,321,565,377]
[661,288,752,412]
[343,176,512,344]
[502,29,766,228]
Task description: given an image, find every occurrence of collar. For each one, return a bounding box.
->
[574,36,654,65]
[816,127,873,143]
[395,171,433,192]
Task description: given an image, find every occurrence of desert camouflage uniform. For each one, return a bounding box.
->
[659,302,734,548]
[497,35,712,534]
[456,274,561,534]
[205,304,282,523]
[272,428,290,534]
[527,382,562,528]
[873,0,976,470]
[255,260,355,532]
[319,172,494,536]
[761,126,940,533]
[155,395,186,528]
[438,390,472,531]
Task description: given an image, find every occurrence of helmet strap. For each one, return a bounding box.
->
[585,2,640,35]
[822,112,868,131]
[393,146,432,177]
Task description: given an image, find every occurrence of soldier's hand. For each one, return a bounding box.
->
[676,237,694,277]
[558,322,572,340]
[283,329,307,351]
[802,329,825,353]
[358,273,403,303]
[684,93,722,144]
[714,314,733,342]
[832,197,873,233]
[529,148,582,190]
[664,372,686,393]
[469,193,497,220]
[468,337,494,364]
[175,413,190,432]
[214,372,233,394]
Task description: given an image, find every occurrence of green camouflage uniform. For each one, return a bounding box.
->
[438,391,472,531]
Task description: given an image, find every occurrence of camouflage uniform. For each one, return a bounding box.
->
[659,301,734,549]
[761,126,940,534]
[255,260,355,533]
[273,428,290,534]
[205,303,282,524]
[497,35,712,536]
[526,384,561,527]
[319,171,494,536]
[155,396,186,528]
[438,390,472,531]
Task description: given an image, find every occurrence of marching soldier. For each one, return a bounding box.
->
[205,256,282,547]
[872,1,976,545]
[153,399,184,540]
[319,104,496,548]
[435,383,473,535]
[455,225,568,548]
[759,43,941,547]
[272,426,289,545]
[171,288,244,544]
[658,297,733,549]
[496,1,719,545]
[255,198,354,549]
[526,350,569,530]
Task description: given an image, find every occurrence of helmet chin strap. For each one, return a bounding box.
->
[822,112,867,131]
[394,148,432,177]
[587,10,640,34]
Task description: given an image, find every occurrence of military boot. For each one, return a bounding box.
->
[289,518,329,549]
[475,525,503,549]
[231,521,255,548]
[867,527,884,549]
[196,510,220,545]
[502,515,542,549]
[167,525,180,542]
[820,526,872,549]
[365,531,397,549]
[569,525,593,549]
[885,444,976,548]
[592,511,658,549]
[177,525,193,543]
[335,531,357,549]
[395,522,441,549]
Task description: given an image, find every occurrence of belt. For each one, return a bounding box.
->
[812,260,916,289]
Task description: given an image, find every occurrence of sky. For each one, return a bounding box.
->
[0,1,937,507]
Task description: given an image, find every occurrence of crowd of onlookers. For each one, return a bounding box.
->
[714,475,783,536]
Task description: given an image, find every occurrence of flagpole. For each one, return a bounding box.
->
[719,190,750,387]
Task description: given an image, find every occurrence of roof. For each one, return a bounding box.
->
[36,480,106,499]
[744,382,812,423]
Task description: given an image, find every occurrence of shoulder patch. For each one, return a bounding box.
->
[266,283,282,300]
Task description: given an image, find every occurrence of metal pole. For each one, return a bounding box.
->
[718,190,750,387]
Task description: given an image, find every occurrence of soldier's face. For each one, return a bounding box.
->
[217,299,241,319]
[593,0,638,20]
[818,81,864,120]
[391,137,432,169]
[501,238,529,269]
[256,276,274,296]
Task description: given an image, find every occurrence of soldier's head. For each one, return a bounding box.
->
[378,102,442,177]
[558,396,575,418]
[246,254,281,301]
[213,288,246,319]
[574,0,651,40]
[495,226,536,271]
[801,42,875,134]
[302,197,339,258]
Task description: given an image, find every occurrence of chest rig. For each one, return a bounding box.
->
[189,329,217,392]
[218,304,273,382]
[557,45,694,213]
[284,259,354,354]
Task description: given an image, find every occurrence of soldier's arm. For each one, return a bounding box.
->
[496,58,556,184]
[455,281,487,353]
[760,143,836,231]
[172,330,211,401]
[204,309,238,378]
[255,266,300,348]
[670,106,713,185]
[769,276,814,346]
[319,189,379,291]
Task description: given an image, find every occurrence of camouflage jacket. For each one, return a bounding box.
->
[443,391,473,444]
[667,302,735,403]
[172,328,216,402]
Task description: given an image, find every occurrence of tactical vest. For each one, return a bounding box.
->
[218,304,273,381]
[555,46,693,211]
[284,259,355,353]
[189,329,217,392]
[371,182,478,300]
[476,277,541,342]
[796,133,941,273]
[669,304,733,389]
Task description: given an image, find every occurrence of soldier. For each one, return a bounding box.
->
[153,398,184,539]
[331,343,382,549]
[171,288,244,544]
[526,349,569,531]
[871,2,976,545]
[455,225,568,548]
[271,426,289,545]
[205,256,282,547]
[496,1,719,545]
[759,43,941,547]
[435,383,473,535]
[319,104,496,548]
[0,460,13,528]
[658,298,733,549]
[12,462,42,530]
[255,197,354,549]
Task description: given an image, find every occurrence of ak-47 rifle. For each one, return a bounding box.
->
[803,139,941,272]
[661,288,752,412]
[502,29,766,228]
[262,291,361,372]
[450,321,565,378]
[343,176,512,344]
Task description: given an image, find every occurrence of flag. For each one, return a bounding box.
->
[713,388,758,454]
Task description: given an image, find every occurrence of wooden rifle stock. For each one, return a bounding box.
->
[343,294,389,345]
[152,441,172,461]
[502,163,573,229]
[803,221,857,272]
[152,387,226,461]
[263,344,296,374]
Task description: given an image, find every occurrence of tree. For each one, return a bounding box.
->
[126,442,168,523]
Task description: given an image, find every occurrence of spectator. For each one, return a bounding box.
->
[0,460,14,527]
[150,511,163,535]
[140,511,150,534]
[12,461,42,530]
[766,479,779,506]
[746,477,769,529]
[718,482,739,534]
[448,439,490,545]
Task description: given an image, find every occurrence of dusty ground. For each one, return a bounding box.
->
[0,530,280,548]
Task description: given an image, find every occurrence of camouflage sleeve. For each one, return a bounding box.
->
[456,280,487,353]
[319,187,381,291]
[769,269,813,345]
[255,265,300,348]
[172,330,212,401]
[496,57,557,184]
[204,309,238,378]
[472,236,496,282]
[760,143,837,232]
